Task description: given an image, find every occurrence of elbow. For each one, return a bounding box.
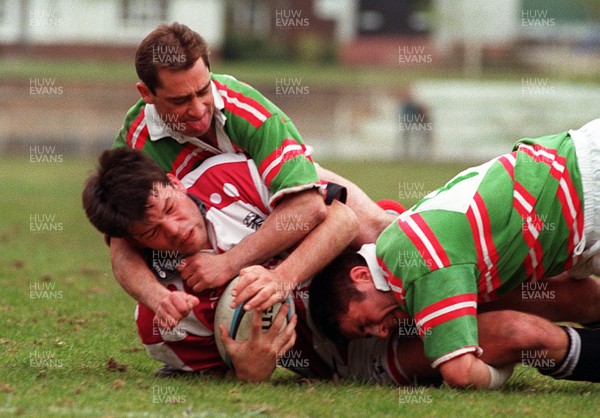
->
[438,354,480,389]
[338,201,360,242]
[441,368,475,389]
[306,195,328,226]
[315,200,328,224]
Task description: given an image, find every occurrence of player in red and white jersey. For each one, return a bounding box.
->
[83,148,358,380]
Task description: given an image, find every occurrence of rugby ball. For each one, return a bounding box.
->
[214,275,295,369]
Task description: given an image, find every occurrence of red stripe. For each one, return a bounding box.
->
[378,256,406,307]
[264,148,307,188]
[513,184,545,280]
[517,143,563,180]
[258,140,308,186]
[131,125,149,150]
[419,306,477,336]
[398,214,451,270]
[414,294,477,325]
[126,109,146,148]
[169,144,217,180]
[497,153,516,179]
[213,80,271,129]
[466,193,501,301]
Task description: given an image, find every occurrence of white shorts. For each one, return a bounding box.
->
[568,119,600,278]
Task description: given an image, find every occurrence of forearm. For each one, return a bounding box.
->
[316,166,395,246]
[273,200,358,287]
[110,237,170,311]
[226,189,327,272]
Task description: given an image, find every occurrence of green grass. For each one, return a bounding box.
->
[1,157,599,417]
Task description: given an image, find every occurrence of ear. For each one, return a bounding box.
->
[349,266,372,284]
[136,82,155,104]
[166,173,186,191]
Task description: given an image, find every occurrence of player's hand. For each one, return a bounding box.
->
[231,265,294,311]
[219,303,297,382]
[178,252,236,292]
[153,291,199,330]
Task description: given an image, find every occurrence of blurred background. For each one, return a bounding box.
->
[2,0,600,162]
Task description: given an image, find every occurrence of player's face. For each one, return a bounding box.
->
[128,179,209,255]
[338,281,405,339]
[139,58,214,137]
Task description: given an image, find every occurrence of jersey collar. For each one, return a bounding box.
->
[357,244,390,292]
[144,79,227,145]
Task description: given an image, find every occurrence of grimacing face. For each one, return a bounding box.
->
[337,266,407,339]
[128,176,209,255]
[137,58,215,138]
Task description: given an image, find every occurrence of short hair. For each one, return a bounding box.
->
[82,148,169,238]
[309,250,368,342]
[135,22,210,94]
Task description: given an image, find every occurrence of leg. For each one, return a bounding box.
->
[478,310,600,383]
[479,273,600,323]
[478,310,567,367]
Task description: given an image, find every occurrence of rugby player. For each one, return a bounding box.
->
[83,147,358,380]
[84,148,575,388]
[109,22,393,326]
[310,120,600,388]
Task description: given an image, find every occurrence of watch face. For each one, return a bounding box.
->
[143,248,184,281]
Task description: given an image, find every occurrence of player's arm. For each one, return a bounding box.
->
[110,237,199,328]
[232,199,359,311]
[316,165,396,247]
[438,353,512,389]
[181,188,327,292]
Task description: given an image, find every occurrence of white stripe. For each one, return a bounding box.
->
[526,217,541,239]
[261,144,304,183]
[559,178,581,244]
[388,283,404,298]
[470,200,495,296]
[405,217,444,269]
[505,153,517,167]
[514,190,533,213]
[219,89,268,123]
[519,143,566,174]
[416,301,477,329]
[131,121,146,148]
[175,148,203,178]
[431,346,480,369]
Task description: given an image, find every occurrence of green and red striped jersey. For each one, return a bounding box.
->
[375,132,584,366]
[113,73,319,207]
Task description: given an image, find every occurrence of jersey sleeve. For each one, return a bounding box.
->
[212,75,321,207]
[112,99,147,149]
[238,113,321,207]
[404,265,481,368]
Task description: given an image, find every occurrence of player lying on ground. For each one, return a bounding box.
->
[83,147,359,380]
[109,22,394,324]
[83,148,580,388]
[310,119,600,388]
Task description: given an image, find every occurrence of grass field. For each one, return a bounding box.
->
[1,156,599,417]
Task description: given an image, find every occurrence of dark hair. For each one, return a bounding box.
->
[309,250,368,342]
[82,148,169,238]
[135,22,210,94]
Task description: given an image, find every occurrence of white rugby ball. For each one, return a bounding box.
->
[214,275,295,369]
